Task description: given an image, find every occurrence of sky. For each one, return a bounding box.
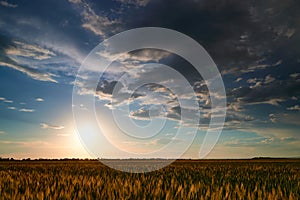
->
[0,0,299,159]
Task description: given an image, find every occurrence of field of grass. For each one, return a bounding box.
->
[0,159,299,199]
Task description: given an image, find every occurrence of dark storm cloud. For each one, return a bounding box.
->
[96,80,122,96]
[71,0,299,130]
[113,0,300,129]
[94,78,145,108]
[123,0,300,75]
[229,75,300,106]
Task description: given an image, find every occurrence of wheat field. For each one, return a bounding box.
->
[0,159,299,199]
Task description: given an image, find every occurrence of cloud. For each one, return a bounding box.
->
[97,49,170,64]
[227,102,242,112]
[273,26,296,39]
[223,61,282,76]
[129,106,166,120]
[0,1,17,8]
[94,79,144,108]
[247,78,259,84]
[285,28,296,38]
[116,0,151,7]
[68,0,81,4]
[92,76,204,126]
[229,75,300,106]
[235,77,242,82]
[129,103,203,127]
[291,96,298,100]
[5,41,56,60]
[30,0,298,137]
[246,77,263,89]
[35,98,44,102]
[19,108,35,112]
[269,114,276,123]
[247,127,300,144]
[7,106,16,110]
[260,137,275,144]
[236,60,282,74]
[69,0,121,37]
[0,130,5,134]
[0,15,85,83]
[4,99,13,103]
[243,98,284,106]
[125,0,299,77]
[0,61,57,83]
[40,123,64,130]
[226,112,254,123]
[265,112,300,127]
[224,135,298,147]
[77,62,225,130]
[57,133,71,137]
[287,105,300,111]
[290,73,300,79]
[0,97,13,103]
[264,74,275,84]
[0,140,51,147]
[150,137,182,145]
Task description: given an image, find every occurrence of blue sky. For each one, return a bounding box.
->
[0,0,299,159]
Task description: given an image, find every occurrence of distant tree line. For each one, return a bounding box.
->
[0,157,98,161]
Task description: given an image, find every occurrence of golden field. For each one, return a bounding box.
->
[0,159,299,199]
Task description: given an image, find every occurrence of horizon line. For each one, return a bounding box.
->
[0,157,299,161]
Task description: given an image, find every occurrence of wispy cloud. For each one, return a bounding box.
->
[264,74,276,84]
[0,1,17,8]
[241,60,282,74]
[0,61,57,83]
[287,105,300,111]
[97,49,170,65]
[35,98,44,102]
[269,113,276,123]
[0,18,84,84]
[4,99,13,103]
[6,41,56,60]
[69,0,121,37]
[235,77,242,82]
[223,135,298,147]
[0,97,13,103]
[19,108,35,112]
[0,140,50,147]
[225,60,282,75]
[290,73,300,79]
[116,0,151,7]
[40,123,64,130]
[68,0,81,4]
[56,133,71,137]
[0,130,5,134]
